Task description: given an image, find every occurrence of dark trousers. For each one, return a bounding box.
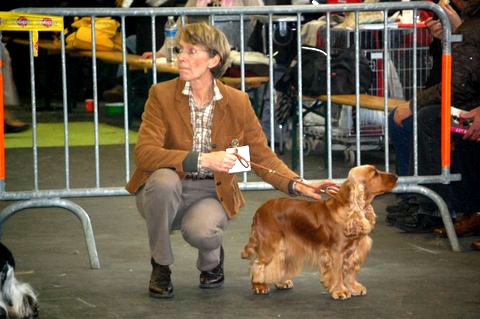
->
[390,104,480,215]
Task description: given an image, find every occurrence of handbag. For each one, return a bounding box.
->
[277,46,373,97]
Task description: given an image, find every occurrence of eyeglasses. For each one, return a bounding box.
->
[174,46,210,56]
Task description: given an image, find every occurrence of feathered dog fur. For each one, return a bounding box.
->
[0,243,38,319]
[241,165,397,300]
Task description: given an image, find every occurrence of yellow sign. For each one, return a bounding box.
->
[0,12,64,56]
[0,12,63,31]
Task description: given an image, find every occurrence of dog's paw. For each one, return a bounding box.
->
[349,282,367,296]
[331,288,352,300]
[274,279,294,290]
[252,282,270,295]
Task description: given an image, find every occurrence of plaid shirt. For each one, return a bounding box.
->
[182,80,223,177]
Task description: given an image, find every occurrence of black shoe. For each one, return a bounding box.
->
[385,202,418,225]
[4,121,30,133]
[149,258,174,298]
[386,195,421,214]
[199,246,224,289]
[386,199,416,214]
[394,208,443,233]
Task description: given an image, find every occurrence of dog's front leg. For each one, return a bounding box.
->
[250,259,270,294]
[319,251,351,300]
[344,236,372,297]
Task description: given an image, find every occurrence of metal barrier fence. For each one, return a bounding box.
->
[0,2,462,269]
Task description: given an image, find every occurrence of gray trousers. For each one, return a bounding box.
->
[135,169,228,271]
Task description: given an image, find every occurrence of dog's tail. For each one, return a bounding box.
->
[2,265,39,319]
[241,229,259,260]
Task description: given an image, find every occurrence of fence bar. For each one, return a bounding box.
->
[28,31,39,192]
[0,33,5,191]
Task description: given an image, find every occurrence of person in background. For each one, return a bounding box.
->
[386,0,480,246]
[125,23,339,298]
[384,0,463,224]
[1,42,29,133]
[141,0,264,59]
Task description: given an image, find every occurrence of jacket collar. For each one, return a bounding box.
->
[173,77,230,140]
[174,77,229,109]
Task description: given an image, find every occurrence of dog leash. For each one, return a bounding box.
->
[232,152,337,197]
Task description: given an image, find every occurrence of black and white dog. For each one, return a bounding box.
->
[0,243,38,319]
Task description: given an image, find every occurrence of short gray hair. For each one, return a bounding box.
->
[177,22,231,78]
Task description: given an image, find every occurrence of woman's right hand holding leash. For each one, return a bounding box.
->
[201,151,237,172]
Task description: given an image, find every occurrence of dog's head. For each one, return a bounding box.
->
[339,165,397,212]
[0,243,15,287]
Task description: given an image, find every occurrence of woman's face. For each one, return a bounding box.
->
[176,40,220,83]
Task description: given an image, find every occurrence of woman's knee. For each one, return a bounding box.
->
[182,225,224,251]
[144,168,181,195]
[180,199,227,250]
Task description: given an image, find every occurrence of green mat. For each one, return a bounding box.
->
[5,122,138,149]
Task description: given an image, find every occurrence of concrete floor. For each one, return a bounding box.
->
[1,142,480,319]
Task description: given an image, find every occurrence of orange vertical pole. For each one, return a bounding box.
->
[441,53,452,169]
[0,53,5,186]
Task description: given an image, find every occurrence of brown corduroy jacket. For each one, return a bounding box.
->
[125,78,300,219]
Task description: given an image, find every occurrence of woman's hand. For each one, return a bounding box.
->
[141,51,164,59]
[201,151,238,172]
[425,17,444,39]
[294,180,340,200]
[424,4,462,39]
[443,4,462,32]
[393,102,413,127]
[460,107,480,142]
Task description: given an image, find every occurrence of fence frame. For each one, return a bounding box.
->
[0,2,462,270]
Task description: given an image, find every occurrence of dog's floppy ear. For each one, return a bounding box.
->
[349,180,366,212]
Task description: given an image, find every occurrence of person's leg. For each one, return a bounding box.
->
[135,168,183,298]
[454,139,480,214]
[388,108,413,176]
[415,104,452,211]
[181,197,228,271]
[395,104,453,232]
[436,139,480,240]
[136,168,182,266]
[179,179,228,288]
[385,109,415,224]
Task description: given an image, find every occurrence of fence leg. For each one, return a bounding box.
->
[0,198,100,269]
[394,184,462,252]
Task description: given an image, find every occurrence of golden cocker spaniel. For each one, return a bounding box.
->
[241,165,397,300]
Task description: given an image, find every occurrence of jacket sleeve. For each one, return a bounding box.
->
[134,85,190,173]
[240,93,299,194]
[415,21,480,111]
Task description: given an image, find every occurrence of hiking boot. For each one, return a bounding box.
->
[149,258,174,298]
[199,246,224,289]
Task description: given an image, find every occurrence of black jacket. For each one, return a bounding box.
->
[416,0,480,111]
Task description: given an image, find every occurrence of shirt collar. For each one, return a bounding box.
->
[182,79,223,102]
